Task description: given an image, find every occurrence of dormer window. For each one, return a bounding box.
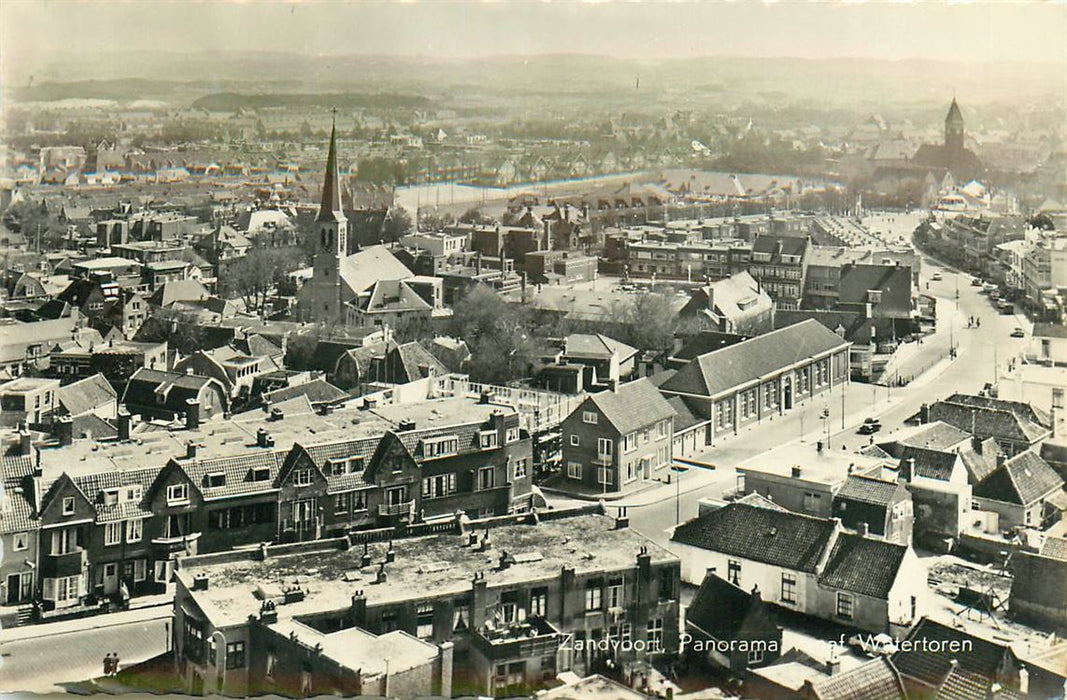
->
[348,457,364,473]
[102,489,119,506]
[205,473,226,488]
[867,290,882,304]
[251,467,271,482]
[422,436,459,458]
[329,460,346,477]
[479,431,499,449]
[124,486,143,502]
[505,427,520,444]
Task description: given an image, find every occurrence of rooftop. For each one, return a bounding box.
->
[738,441,887,486]
[178,513,675,627]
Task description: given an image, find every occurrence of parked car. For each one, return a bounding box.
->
[971,277,983,286]
[858,417,882,435]
[1011,327,1026,338]
[931,272,943,281]
[849,633,899,657]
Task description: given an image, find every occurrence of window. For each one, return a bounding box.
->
[659,569,675,600]
[607,577,624,609]
[584,582,602,611]
[123,486,143,502]
[62,497,76,515]
[44,574,83,605]
[416,603,435,639]
[353,491,368,511]
[225,641,245,670]
[103,522,122,546]
[728,559,741,586]
[251,467,271,482]
[748,647,765,665]
[478,467,495,491]
[657,420,669,438]
[570,434,580,447]
[582,411,598,424]
[453,602,469,631]
[293,469,314,487]
[513,458,528,479]
[13,532,28,551]
[348,457,364,473]
[134,559,147,582]
[422,473,457,499]
[422,436,459,457]
[530,588,547,617]
[334,492,352,515]
[205,473,225,488]
[479,430,499,449]
[102,489,119,506]
[567,462,582,480]
[647,618,663,651]
[330,460,346,476]
[836,592,853,620]
[781,573,797,604]
[597,438,613,458]
[505,427,520,444]
[166,483,189,505]
[51,528,78,555]
[597,467,613,486]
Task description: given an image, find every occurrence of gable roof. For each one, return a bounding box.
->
[837,264,912,318]
[892,617,1018,690]
[661,320,849,398]
[339,245,413,297]
[957,438,1003,484]
[0,454,37,534]
[898,445,961,481]
[817,534,907,599]
[176,450,287,501]
[972,450,1063,506]
[264,378,349,407]
[835,475,905,507]
[891,421,972,454]
[564,333,638,362]
[585,378,675,435]
[929,394,1051,444]
[71,467,157,523]
[672,502,837,573]
[54,373,116,417]
[686,573,770,641]
[806,657,907,700]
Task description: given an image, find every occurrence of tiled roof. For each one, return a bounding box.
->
[72,467,157,523]
[665,396,703,431]
[1039,536,1067,561]
[807,657,906,700]
[837,265,912,317]
[899,445,959,481]
[661,320,849,398]
[55,373,116,417]
[972,450,1063,506]
[894,421,971,453]
[752,234,809,258]
[264,378,349,406]
[177,450,287,501]
[670,331,749,363]
[564,333,638,361]
[392,342,448,383]
[686,573,763,640]
[587,378,675,435]
[892,618,1016,690]
[957,438,1002,483]
[930,394,1051,444]
[835,475,903,507]
[818,533,907,598]
[339,245,413,297]
[297,438,380,494]
[1009,551,1067,619]
[0,455,37,534]
[672,502,836,573]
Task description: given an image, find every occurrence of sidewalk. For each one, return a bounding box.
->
[0,593,172,643]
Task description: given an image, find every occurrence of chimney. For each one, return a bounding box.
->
[397,419,416,432]
[192,573,210,591]
[375,562,388,585]
[185,398,200,431]
[348,590,368,627]
[498,550,511,571]
[270,407,284,421]
[900,457,915,483]
[118,406,131,441]
[186,440,197,460]
[615,506,630,529]
[636,546,652,602]
[791,465,802,479]
[919,403,930,425]
[860,522,870,537]
[360,542,372,568]
[55,415,74,447]
[385,541,396,563]
[972,434,983,454]
[471,572,489,629]
[826,652,841,677]
[18,427,33,457]
[996,453,1006,469]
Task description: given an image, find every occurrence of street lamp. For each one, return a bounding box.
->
[821,406,831,450]
[671,465,689,525]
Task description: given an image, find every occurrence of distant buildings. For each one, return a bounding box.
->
[911,99,984,184]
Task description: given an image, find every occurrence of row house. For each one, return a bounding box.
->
[168,511,680,698]
[625,239,752,282]
[0,399,534,618]
[748,234,810,310]
[659,320,851,448]
[671,502,926,635]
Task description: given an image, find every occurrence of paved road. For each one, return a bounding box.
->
[0,614,169,693]
[550,212,1032,551]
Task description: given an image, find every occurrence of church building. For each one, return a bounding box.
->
[911,98,984,182]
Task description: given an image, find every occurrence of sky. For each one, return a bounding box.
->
[2,1,1065,66]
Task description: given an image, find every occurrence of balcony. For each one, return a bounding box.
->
[151,532,202,556]
[378,500,415,518]
[472,617,561,660]
[41,548,87,578]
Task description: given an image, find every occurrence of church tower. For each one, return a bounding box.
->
[944,98,965,155]
[311,116,348,324]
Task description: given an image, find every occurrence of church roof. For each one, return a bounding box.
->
[316,119,346,224]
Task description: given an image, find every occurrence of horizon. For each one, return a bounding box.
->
[3,1,1065,69]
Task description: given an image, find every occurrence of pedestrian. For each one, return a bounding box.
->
[103,654,112,678]
[112,652,120,676]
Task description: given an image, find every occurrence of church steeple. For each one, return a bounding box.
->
[317,115,346,224]
[945,97,965,154]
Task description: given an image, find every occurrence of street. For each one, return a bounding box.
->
[546,212,1034,551]
[0,610,170,693]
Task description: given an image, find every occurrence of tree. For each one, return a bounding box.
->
[458,207,495,226]
[219,245,302,310]
[418,210,456,232]
[2,200,67,251]
[1029,213,1055,231]
[614,292,679,357]
[381,207,414,242]
[449,284,534,384]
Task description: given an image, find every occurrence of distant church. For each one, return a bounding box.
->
[298,120,439,327]
[912,98,984,183]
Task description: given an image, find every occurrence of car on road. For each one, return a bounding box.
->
[857,417,882,435]
[931,272,943,281]
[849,633,899,657]
[1011,327,1026,338]
[971,277,983,286]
